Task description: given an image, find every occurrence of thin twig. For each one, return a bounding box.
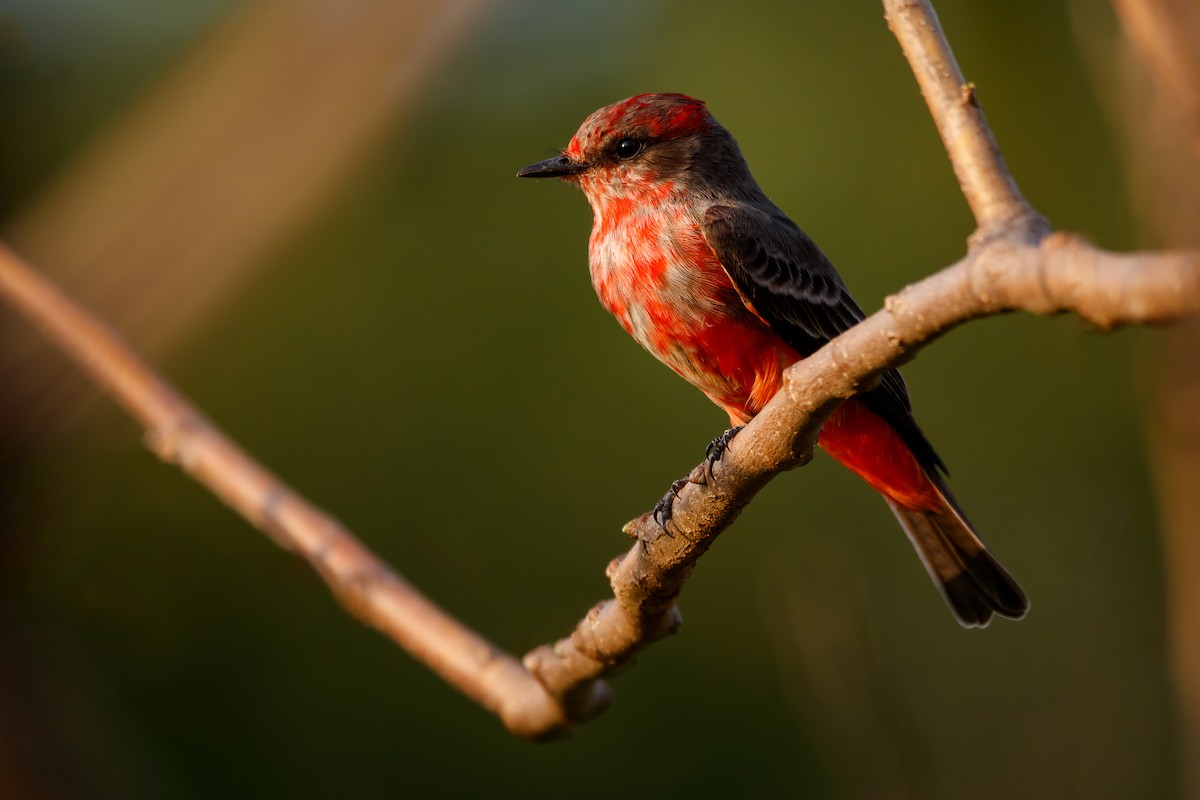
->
[884,0,1046,237]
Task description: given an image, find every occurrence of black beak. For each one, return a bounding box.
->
[516,154,584,179]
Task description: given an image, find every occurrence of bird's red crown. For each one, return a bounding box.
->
[565,93,711,159]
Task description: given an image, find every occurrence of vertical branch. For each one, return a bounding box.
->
[1113,0,1200,152]
[883,0,1045,236]
[1149,321,1200,799]
[1109,1,1200,795]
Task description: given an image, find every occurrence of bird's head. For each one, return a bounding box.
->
[517,93,735,206]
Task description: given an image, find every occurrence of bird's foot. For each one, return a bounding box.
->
[649,427,744,538]
[649,463,709,540]
[705,425,745,475]
[652,477,689,534]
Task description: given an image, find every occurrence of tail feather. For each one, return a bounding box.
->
[886,484,1028,628]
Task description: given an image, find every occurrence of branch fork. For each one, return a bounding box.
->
[0,0,1196,741]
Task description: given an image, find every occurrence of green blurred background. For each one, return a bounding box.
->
[0,0,1187,797]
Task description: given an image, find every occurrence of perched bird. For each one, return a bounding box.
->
[518,93,1027,627]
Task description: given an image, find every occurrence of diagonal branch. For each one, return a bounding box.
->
[884,0,1047,237]
[0,243,573,740]
[524,234,1200,701]
[523,0,1200,709]
[0,0,1196,744]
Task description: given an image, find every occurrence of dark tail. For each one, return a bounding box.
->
[886,481,1028,628]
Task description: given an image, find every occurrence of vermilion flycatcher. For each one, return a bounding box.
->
[518,93,1027,627]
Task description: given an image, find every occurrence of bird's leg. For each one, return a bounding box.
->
[652,478,689,535]
[704,425,745,477]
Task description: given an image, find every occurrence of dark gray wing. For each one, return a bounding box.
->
[701,203,945,474]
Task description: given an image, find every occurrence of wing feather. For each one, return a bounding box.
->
[701,204,944,474]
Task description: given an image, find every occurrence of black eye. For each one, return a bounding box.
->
[614,137,644,160]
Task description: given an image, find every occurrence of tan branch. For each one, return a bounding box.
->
[0,0,1196,743]
[1113,0,1200,152]
[1108,0,1200,794]
[884,0,1046,236]
[0,242,572,740]
[524,234,1200,699]
[526,0,1199,699]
